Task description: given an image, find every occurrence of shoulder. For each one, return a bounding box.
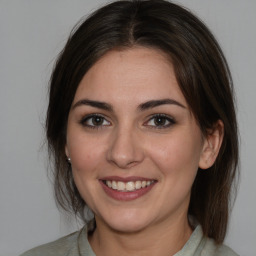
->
[176,223,239,256]
[20,229,82,256]
[202,237,239,256]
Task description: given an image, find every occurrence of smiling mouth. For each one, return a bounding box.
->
[102,180,156,192]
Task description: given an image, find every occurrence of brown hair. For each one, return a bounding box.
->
[46,0,239,243]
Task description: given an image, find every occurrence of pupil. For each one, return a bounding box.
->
[155,117,165,125]
[93,116,103,125]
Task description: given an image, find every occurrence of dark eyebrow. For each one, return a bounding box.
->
[72,99,113,112]
[138,99,186,110]
[72,98,185,112]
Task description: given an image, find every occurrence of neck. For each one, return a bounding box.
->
[89,212,193,256]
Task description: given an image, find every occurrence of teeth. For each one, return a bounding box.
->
[105,180,154,192]
[135,181,142,189]
[126,181,135,191]
[112,181,117,190]
[117,181,125,191]
[106,180,112,188]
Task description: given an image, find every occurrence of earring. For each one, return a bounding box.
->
[67,157,71,164]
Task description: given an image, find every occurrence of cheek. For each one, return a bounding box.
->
[67,132,105,177]
[147,131,203,178]
[67,135,106,205]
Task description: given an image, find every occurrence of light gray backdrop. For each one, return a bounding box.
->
[0,0,255,255]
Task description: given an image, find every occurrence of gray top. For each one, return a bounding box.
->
[20,224,239,256]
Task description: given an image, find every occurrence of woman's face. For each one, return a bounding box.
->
[65,47,210,233]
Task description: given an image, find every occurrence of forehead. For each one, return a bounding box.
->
[73,47,187,108]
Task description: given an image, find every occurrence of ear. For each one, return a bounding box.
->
[199,120,224,170]
[65,145,70,158]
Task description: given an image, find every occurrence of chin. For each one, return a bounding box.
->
[109,221,149,234]
[98,212,152,234]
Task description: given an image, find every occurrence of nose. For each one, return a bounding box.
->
[106,126,144,169]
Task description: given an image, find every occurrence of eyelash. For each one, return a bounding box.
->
[145,114,176,129]
[79,114,111,129]
[79,114,175,130]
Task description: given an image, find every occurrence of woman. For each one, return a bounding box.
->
[21,0,239,255]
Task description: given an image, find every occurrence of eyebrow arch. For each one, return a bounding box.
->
[72,99,113,112]
[139,99,186,111]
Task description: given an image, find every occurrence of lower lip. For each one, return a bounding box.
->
[100,181,156,201]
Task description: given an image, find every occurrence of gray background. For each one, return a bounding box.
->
[0,0,255,255]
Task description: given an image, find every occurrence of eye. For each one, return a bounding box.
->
[145,114,175,129]
[80,114,111,128]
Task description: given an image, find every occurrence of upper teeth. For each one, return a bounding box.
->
[105,180,154,192]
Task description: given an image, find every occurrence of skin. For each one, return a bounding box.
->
[65,47,223,256]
